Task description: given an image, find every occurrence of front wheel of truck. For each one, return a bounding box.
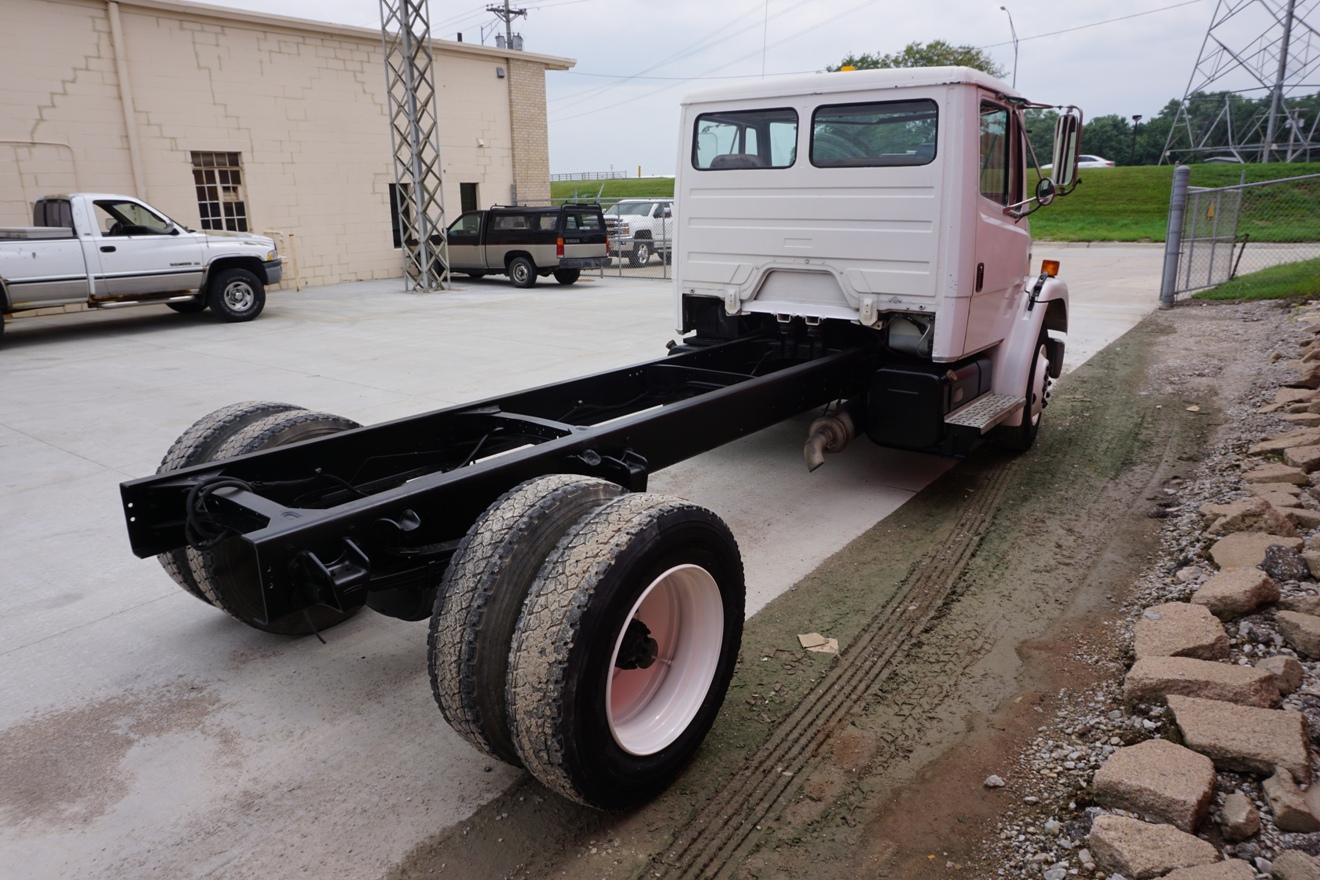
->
[996,332,1053,452]
[208,268,266,322]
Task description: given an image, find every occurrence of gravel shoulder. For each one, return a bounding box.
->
[385,302,1270,879]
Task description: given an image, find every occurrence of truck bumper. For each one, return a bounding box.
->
[559,256,608,269]
[263,259,283,285]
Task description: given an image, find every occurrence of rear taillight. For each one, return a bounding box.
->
[556,235,564,257]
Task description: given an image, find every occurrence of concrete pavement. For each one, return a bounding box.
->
[0,245,1162,879]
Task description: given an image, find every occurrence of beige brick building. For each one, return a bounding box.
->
[0,0,572,288]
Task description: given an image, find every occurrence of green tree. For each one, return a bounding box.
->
[829,40,1006,79]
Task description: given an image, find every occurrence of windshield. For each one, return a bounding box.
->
[606,202,653,216]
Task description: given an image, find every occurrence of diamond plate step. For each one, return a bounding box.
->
[945,392,1024,433]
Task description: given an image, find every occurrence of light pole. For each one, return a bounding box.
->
[999,5,1018,87]
[1130,114,1143,166]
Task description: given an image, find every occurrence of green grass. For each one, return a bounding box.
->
[551,177,674,201]
[1030,162,1320,242]
[550,162,1320,242]
[1192,256,1320,302]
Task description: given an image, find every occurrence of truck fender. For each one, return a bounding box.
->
[202,255,268,289]
[993,276,1069,427]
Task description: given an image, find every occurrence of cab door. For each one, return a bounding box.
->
[446,211,484,270]
[965,98,1031,353]
[90,198,204,299]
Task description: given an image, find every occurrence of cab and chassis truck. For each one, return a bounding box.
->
[119,68,1083,810]
[0,193,279,341]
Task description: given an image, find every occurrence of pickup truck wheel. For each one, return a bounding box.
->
[507,494,744,809]
[208,268,266,322]
[508,256,537,288]
[429,475,625,765]
[187,409,366,635]
[553,269,581,285]
[167,298,208,314]
[628,239,652,267]
[154,401,305,604]
[997,332,1053,452]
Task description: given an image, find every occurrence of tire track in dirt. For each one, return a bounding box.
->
[648,459,1020,880]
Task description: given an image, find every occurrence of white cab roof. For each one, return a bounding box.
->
[681,66,1017,106]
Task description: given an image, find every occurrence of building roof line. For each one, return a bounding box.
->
[111,0,577,70]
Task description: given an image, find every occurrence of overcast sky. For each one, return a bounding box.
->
[203,0,1262,174]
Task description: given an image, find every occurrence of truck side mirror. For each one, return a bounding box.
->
[1035,178,1057,206]
[1050,112,1082,190]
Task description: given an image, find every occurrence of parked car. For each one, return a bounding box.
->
[1042,154,1113,171]
[603,199,674,266]
[0,192,279,342]
[446,204,609,287]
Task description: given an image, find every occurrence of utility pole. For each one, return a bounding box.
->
[1262,0,1297,162]
[761,0,769,78]
[486,0,527,49]
[999,5,1019,88]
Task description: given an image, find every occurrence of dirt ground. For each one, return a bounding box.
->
[384,300,1282,880]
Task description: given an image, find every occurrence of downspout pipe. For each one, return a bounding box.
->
[107,1,147,197]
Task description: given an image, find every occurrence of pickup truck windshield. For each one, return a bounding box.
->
[608,203,654,217]
[94,199,174,236]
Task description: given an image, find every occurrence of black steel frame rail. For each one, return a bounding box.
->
[120,337,869,623]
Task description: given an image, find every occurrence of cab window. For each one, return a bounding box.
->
[448,212,482,236]
[693,107,797,170]
[979,103,1010,205]
[94,199,173,236]
[810,100,938,167]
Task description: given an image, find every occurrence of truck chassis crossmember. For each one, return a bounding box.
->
[122,336,867,626]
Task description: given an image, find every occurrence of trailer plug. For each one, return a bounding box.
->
[802,409,855,472]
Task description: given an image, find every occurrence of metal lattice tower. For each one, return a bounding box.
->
[380,0,450,290]
[1162,0,1320,163]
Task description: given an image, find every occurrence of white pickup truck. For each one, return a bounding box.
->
[0,193,281,342]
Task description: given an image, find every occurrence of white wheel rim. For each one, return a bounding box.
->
[606,563,724,756]
[223,280,254,312]
[1030,343,1050,426]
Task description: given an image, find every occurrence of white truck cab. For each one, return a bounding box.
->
[0,193,281,341]
[674,66,1082,453]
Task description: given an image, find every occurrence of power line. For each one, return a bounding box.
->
[551,0,1204,93]
[551,0,883,121]
[976,0,1202,49]
[550,0,806,109]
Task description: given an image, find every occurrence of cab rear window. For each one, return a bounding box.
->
[565,212,602,231]
[810,99,938,168]
[693,107,798,170]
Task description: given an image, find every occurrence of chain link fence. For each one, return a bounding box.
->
[1163,171,1320,302]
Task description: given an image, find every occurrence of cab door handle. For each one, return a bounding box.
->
[975,262,984,292]
[100,245,116,253]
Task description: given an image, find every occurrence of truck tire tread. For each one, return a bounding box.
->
[187,408,364,634]
[428,474,625,764]
[506,493,744,808]
[155,401,305,603]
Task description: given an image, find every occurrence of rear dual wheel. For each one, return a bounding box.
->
[429,479,744,809]
[155,403,366,635]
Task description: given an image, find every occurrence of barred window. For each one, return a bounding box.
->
[191,151,249,232]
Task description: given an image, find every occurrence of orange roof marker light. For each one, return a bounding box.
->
[1041,259,1060,277]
